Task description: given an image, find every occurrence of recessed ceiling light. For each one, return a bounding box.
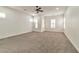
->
[32,14,37,16]
[56,8,59,10]
[0,12,6,18]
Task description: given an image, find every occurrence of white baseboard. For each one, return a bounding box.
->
[64,31,79,52]
[0,31,32,39]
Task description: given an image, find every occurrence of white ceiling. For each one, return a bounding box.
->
[8,6,67,16]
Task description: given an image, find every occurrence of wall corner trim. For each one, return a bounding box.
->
[64,31,79,53]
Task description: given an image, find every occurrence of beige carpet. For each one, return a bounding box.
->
[0,32,78,53]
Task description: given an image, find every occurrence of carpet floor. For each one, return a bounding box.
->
[0,32,78,53]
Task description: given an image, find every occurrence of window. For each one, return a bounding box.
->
[51,19,56,28]
[34,18,38,28]
[64,17,65,29]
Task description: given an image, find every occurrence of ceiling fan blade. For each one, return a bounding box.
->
[36,6,39,8]
[39,10,43,12]
[36,9,39,12]
[38,7,41,9]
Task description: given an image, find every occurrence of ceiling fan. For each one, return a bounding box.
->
[35,6,43,13]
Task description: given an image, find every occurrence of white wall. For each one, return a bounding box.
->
[44,15,64,32]
[64,7,79,52]
[0,7,32,39]
[32,15,64,32]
